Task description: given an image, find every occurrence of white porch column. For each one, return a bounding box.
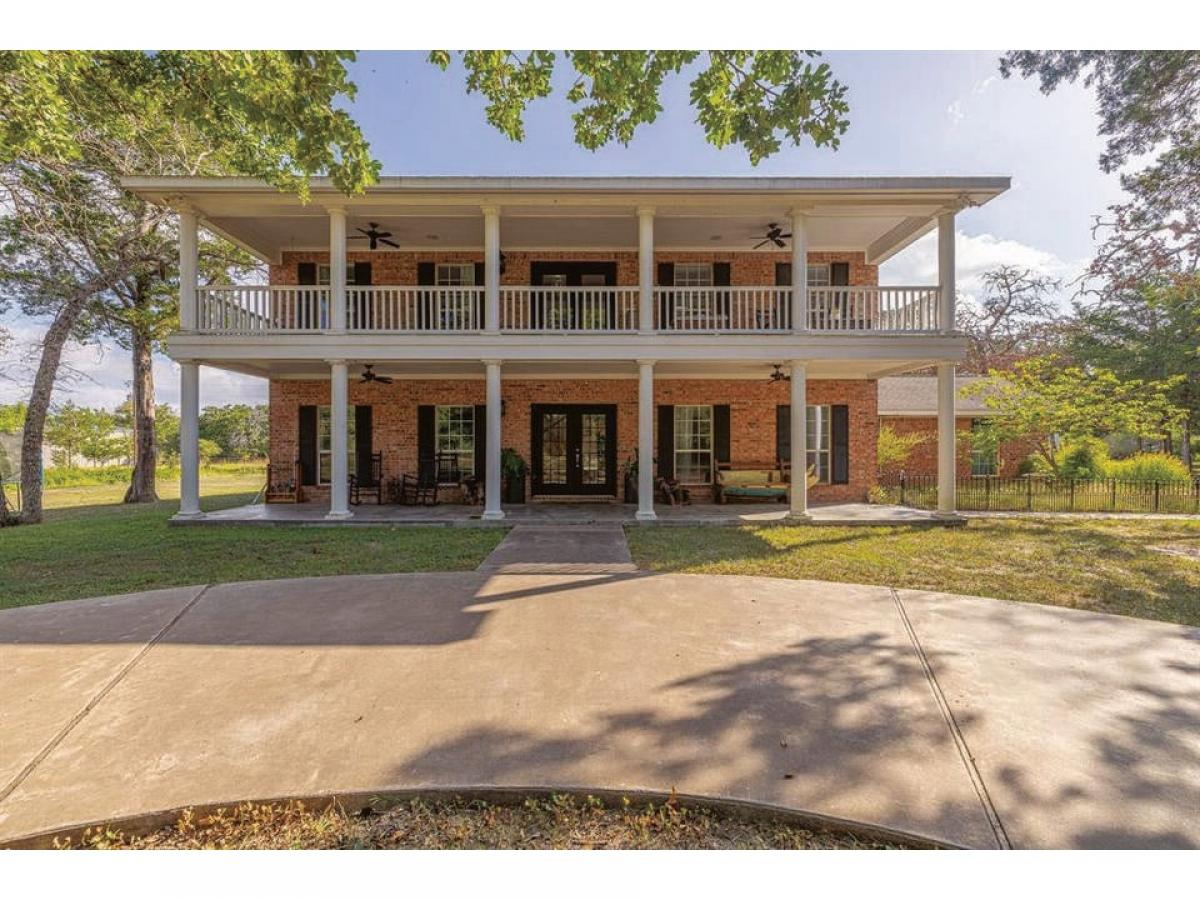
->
[178,361,201,517]
[790,210,808,333]
[483,206,500,333]
[482,360,505,520]
[637,206,655,333]
[328,207,347,332]
[636,359,656,521]
[938,212,956,334]
[326,360,352,519]
[789,360,810,519]
[936,362,957,517]
[178,206,198,331]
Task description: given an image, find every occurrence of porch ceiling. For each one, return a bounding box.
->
[123,175,1010,265]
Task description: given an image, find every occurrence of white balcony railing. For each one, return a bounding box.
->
[192,284,943,335]
[808,286,941,333]
[501,286,639,332]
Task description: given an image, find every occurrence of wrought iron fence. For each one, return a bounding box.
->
[886,473,1200,515]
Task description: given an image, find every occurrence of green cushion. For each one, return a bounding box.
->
[720,470,778,486]
[722,485,786,498]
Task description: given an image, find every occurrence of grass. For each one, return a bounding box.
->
[626,518,1200,627]
[1,472,504,610]
[52,795,912,850]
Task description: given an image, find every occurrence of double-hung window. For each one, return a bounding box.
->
[673,263,714,327]
[435,263,477,330]
[317,405,356,485]
[436,405,475,482]
[674,405,713,484]
[806,405,831,484]
[806,263,831,286]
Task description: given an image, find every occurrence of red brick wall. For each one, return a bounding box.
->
[882,416,1033,478]
[271,250,878,287]
[270,377,879,504]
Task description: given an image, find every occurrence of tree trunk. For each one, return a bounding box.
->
[123,327,158,503]
[1182,417,1194,471]
[20,295,89,524]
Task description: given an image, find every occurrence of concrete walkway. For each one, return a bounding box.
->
[1,538,1196,848]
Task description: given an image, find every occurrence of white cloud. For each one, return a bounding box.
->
[881,229,1087,312]
[946,100,965,126]
[972,75,998,95]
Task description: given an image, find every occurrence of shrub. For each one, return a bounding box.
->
[1055,437,1110,480]
[1105,453,1192,482]
[877,425,928,480]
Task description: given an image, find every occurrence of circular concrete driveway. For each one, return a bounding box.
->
[2,567,1197,849]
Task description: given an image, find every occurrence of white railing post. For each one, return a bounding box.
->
[938,212,956,334]
[637,359,656,521]
[791,210,808,333]
[328,207,347,332]
[789,360,810,519]
[482,360,505,520]
[638,206,655,333]
[177,205,198,332]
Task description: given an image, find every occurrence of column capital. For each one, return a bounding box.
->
[789,206,812,220]
[635,358,657,368]
[324,358,349,367]
[481,358,502,368]
[636,205,656,218]
[788,359,809,372]
[166,196,200,216]
[480,204,500,218]
[324,204,348,217]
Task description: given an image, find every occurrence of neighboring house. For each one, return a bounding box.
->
[878,375,1034,477]
[0,431,53,480]
[124,175,1010,519]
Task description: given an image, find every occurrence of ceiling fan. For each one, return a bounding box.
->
[359,364,394,385]
[349,222,399,250]
[769,364,791,383]
[753,223,793,250]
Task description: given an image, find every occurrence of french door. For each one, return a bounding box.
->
[531,404,618,496]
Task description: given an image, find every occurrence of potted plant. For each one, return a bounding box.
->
[501,448,526,504]
[621,451,639,504]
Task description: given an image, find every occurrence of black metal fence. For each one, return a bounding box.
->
[886,474,1200,514]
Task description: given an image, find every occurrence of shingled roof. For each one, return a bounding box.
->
[877,376,997,416]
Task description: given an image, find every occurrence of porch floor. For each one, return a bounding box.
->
[176,501,956,527]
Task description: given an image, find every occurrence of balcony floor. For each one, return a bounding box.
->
[174,501,955,527]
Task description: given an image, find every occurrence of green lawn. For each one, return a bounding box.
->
[1,473,504,610]
[626,519,1200,627]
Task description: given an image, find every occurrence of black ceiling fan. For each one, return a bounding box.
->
[350,222,399,250]
[753,223,793,250]
[359,364,394,385]
[769,364,791,383]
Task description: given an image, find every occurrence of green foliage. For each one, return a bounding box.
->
[500,447,526,479]
[0,402,26,433]
[198,404,268,460]
[196,438,222,464]
[155,404,181,460]
[41,461,263,488]
[962,355,1186,473]
[0,51,378,196]
[1106,453,1192,483]
[430,50,849,164]
[876,425,928,478]
[1055,437,1110,480]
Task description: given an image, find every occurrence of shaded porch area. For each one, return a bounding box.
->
[174,500,955,527]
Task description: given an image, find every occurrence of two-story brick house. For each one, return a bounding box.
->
[123,175,1009,520]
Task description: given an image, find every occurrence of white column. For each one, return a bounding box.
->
[329,207,347,332]
[938,212,956,334]
[326,360,352,519]
[482,360,505,519]
[789,360,810,519]
[178,207,198,331]
[790,210,808,333]
[483,206,500,333]
[178,361,201,517]
[936,362,957,517]
[636,360,656,521]
[637,206,655,333]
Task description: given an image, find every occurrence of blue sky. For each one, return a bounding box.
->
[2,50,1122,410]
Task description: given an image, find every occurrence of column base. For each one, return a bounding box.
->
[635,509,657,521]
[481,509,506,521]
[174,509,204,520]
[786,511,813,522]
[933,510,962,521]
[324,509,354,521]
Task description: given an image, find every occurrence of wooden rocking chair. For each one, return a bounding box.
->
[349,452,384,505]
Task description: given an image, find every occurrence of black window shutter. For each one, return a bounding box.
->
[354,262,372,285]
[656,263,675,329]
[473,262,485,286]
[417,262,436,285]
[355,406,373,484]
[298,405,317,485]
[831,404,850,484]
[417,404,436,482]
[831,262,850,286]
[473,262,486,328]
[473,404,487,482]
[713,405,731,467]
[775,262,792,286]
[713,263,732,324]
[657,405,674,479]
[416,263,435,330]
[776,405,791,467]
[297,262,317,285]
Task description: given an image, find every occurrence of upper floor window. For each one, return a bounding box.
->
[674,263,713,287]
[316,264,364,285]
[436,263,476,286]
[807,263,831,286]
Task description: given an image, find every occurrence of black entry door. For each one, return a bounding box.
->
[531,404,618,495]
[530,261,618,331]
